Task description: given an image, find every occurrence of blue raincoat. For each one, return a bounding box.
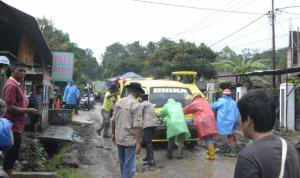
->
[210,95,239,135]
[63,82,79,105]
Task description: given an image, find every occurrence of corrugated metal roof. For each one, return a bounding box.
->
[0,1,52,65]
[217,67,300,77]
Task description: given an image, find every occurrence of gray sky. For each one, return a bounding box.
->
[3,0,300,63]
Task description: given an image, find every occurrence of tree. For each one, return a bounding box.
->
[145,40,217,80]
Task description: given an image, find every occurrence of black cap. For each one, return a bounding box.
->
[126,82,145,93]
[141,94,148,100]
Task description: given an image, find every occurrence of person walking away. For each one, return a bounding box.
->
[140,94,157,166]
[48,78,54,109]
[111,82,144,178]
[63,81,79,116]
[234,91,300,178]
[210,89,239,157]
[0,56,10,99]
[28,85,43,136]
[97,85,119,138]
[183,94,218,160]
[1,61,38,178]
[158,99,191,160]
[75,85,80,114]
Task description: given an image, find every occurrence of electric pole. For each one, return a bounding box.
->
[272,0,276,88]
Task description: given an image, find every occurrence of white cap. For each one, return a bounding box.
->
[0,56,10,66]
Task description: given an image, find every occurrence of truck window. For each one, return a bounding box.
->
[121,87,147,98]
[149,87,193,108]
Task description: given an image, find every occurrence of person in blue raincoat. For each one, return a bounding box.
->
[63,81,79,110]
[210,89,239,157]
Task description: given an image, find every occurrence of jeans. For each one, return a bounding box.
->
[204,135,213,146]
[143,127,156,158]
[117,145,136,178]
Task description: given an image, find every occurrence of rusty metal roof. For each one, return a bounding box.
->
[217,67,300,77]
[0,1,52,65]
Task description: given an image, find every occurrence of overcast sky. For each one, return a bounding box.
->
[3,0,300,63]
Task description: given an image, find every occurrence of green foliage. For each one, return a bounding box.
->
[56,168,92,178]
[215,88,223,93]
[288,77,300,87]
[51,144,73,169]
[214,46,270,84]
[249,76,271,87]
[218,80,231,84]
[68,121,83,127]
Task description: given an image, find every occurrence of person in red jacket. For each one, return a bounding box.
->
[183,94,218,160]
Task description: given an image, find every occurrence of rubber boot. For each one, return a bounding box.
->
[225,142,237,157]
[142,155,148,162]
[143,155,155,166]
[72,109,75,116]
[205,144,215,160]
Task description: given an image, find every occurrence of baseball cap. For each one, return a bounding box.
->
[0,56,10,66]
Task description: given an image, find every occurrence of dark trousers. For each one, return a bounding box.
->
[3,132,22,170]
[143,127,156,158]
[49,99,54,109]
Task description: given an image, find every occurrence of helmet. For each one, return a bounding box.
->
[84,87,88,90]
[0,56,10,66]
[0,118,13,147]
[193,94,201,101]
[222,89,231,95]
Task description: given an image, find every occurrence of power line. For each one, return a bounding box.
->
[277,5,300,9]
[171,0,239,39]
[225,34,288,49]
[179,0,256,39]
[132,0,265,15]
[213,16,300,50]
[209,14,267,47]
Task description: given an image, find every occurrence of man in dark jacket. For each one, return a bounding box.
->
[140,94,157,166]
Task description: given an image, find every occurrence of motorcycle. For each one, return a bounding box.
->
[80,94,91,111]
[89,95,96,109]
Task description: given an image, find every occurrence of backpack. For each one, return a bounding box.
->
[0,118,13,147]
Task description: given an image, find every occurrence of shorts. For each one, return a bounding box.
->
[3,132,22,170]
[34,115,41,124]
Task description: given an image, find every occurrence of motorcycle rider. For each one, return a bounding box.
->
[82,87,91,107]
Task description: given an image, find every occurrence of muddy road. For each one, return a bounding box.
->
[72,103,237,178]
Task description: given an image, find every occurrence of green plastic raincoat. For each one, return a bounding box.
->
[158,99,191,142]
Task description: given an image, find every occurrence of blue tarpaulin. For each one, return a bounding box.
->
[107,72,142,86]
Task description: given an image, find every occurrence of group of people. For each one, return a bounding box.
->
[102,82,300,178]
[63,81,94,115]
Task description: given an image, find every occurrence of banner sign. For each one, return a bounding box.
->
[51,51,74,82]
[153,88,188,93]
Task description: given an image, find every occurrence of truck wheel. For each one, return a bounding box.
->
[184,141,197,149]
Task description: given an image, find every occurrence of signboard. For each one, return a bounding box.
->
[51,51,74,82]
[153,88,188,93]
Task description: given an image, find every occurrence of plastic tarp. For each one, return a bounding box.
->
[210,95,239,135]
[183,98,218,141]
[107,72,142,86]
[63,82,79,105]
[158,99,191,142]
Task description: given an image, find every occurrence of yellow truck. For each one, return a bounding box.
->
[122,80,199,148]
[171,71,205,99]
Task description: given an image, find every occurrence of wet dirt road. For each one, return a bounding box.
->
[73,103,237,178]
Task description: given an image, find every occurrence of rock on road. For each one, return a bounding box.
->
[72,103,237,178]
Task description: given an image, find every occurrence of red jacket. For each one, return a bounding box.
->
[183,98,218,141]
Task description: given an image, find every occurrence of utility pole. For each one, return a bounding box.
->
[272,0,276,88]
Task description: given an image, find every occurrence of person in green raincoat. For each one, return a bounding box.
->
[157,99,191,160]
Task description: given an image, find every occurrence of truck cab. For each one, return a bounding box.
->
[121,80,199,148]
[171,71,205,99]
